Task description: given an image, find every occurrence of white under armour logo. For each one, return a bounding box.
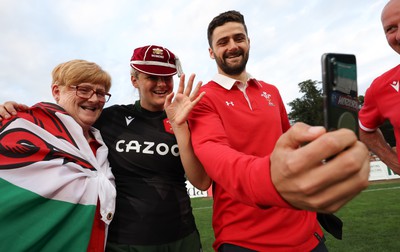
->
[390,80,399,92]
[125,116,135,126]
[225,101,234,106]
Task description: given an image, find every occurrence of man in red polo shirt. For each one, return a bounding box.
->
[188,10,370,252]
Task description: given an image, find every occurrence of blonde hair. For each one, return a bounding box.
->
[52,59,112,91]
[130,67,140,78]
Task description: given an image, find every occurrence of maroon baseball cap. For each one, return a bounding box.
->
[130,45,183,77]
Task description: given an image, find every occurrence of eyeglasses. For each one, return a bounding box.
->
[71,85,111,102]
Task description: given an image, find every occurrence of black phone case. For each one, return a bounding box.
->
[321,53,359,137]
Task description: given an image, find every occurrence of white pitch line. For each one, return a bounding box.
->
[192,185,400,210]
[362,186,400,193]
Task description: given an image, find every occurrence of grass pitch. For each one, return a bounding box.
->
[192,180,400,252]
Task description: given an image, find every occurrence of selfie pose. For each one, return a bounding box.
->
[188,10,370,251]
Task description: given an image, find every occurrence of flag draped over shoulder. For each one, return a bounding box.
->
[0,102,116,252]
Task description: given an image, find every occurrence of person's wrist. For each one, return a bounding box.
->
[171,121,188,131]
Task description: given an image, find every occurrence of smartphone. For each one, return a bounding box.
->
[321,53,359,137]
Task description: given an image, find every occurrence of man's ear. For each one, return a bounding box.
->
[209,47,215,59]
[51,84,60,103]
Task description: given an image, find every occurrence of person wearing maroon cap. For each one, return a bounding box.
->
[94,45,210,251]
[0,46,210,251]
[187,10,370,251]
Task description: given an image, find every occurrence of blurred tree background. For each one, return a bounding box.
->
[287,79,323,126]
[287,79,395,147]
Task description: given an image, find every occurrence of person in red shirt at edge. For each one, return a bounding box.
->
[359,0,400,175]
[187,10,370,252]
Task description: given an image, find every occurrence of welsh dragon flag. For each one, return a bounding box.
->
[0,102,116,252]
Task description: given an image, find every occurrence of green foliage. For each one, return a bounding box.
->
[358,95,365,107]
[192,181,400,252]
[380,119,396,147]
[287,80,323,126]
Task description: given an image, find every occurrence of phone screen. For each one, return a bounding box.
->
[322,53,359,137]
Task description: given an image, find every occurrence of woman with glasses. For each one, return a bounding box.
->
[0,59,116,252]
[0,47,211,251]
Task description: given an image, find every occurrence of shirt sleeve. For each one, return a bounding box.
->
[188,94,291,209]
[359,82,384,132]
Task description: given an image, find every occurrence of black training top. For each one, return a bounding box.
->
[95,101,196,245]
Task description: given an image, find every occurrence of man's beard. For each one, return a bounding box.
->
[215,49,249,76]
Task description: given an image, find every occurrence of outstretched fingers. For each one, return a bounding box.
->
[176,74,186,95]
[164,92,175,109]
[183,74,195,97]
